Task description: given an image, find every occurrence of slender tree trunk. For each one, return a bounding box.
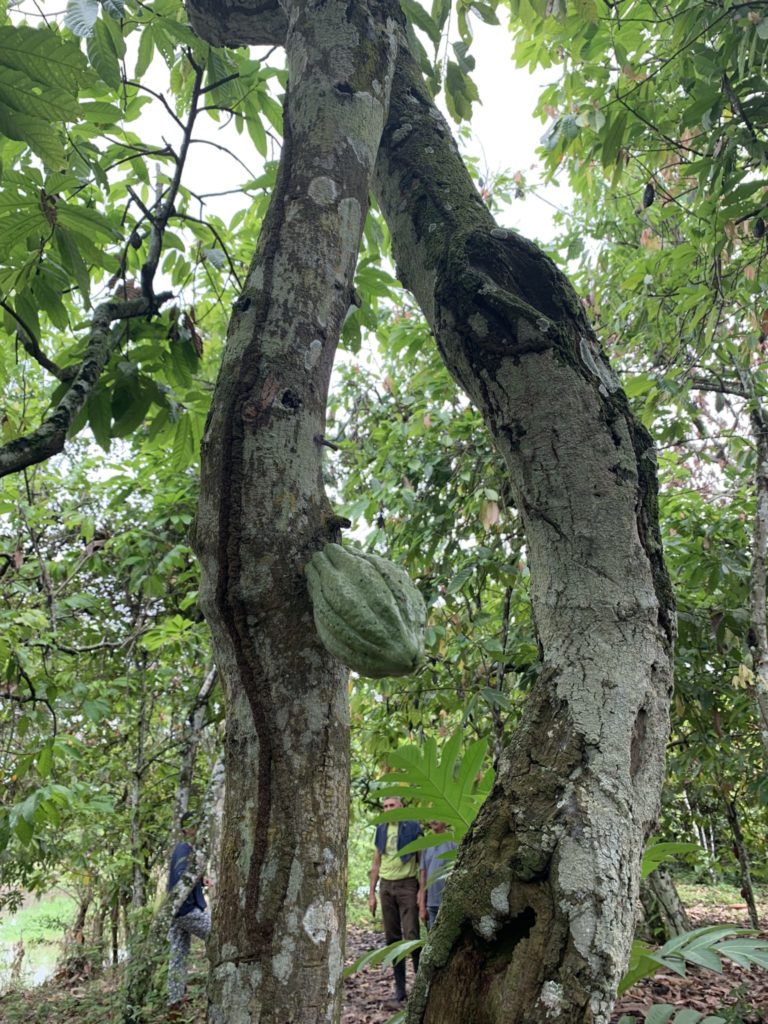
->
[747,406,768,760]
[723,795,759,929]
[172,664,217,837]
[191,3,399,1021]
[130,670,148,911]
[371,40,676,1024]
[638,868,690,942]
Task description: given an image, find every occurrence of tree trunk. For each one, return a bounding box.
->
[186,4,675,1021]
[191,2,399,1021]
[371,40,676,1024]
[130,666,148,911]
[746,404,768,762]
[638,868,690,943]
[723,796,759,929]
[172,664,217,837]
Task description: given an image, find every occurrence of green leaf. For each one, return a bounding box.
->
[14,816,34,846]
[400,0,442,47]
[376,732,492,842]
[601,111,627,168]
[65,0,100,37]
[87,17,122,90]
[645,1008,675,1024]
[0,25,86,91]
[344,939,423,979]
[87,389,112,452]
[55,226,91,306]
[641,841,699,878]
[36,741,54,779]
[135,23,155,78]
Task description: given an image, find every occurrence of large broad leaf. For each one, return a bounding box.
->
[375,732,493,841]
[0,25,85,91]
[619,926,768,995]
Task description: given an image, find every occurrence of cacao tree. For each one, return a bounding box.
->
[184,2,675,1023]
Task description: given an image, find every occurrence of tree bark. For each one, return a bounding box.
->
[191,1,399,1021]
[371,40,676,1024]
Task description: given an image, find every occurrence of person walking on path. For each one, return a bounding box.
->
[418,820,457,929]
[167,813,211,1012]
[368,795,422,1007]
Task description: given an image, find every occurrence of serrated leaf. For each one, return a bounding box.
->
[64,0,99,37]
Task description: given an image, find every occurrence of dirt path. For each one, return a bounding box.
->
[343,906,768,1024]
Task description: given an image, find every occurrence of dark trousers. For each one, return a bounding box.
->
[380,876,420,998]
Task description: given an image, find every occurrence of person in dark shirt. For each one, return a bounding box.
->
[167,813,210,1009]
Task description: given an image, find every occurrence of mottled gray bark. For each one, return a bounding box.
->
[191,1,399,1021]
[372,41,675,1024]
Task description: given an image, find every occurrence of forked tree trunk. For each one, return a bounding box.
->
[186,5,675,1022]
[191,2,399,1021]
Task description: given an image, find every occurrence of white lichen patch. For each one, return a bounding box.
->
[272,935,296,983]
[490,882,510,914]
[477,915,497,939]
[288,32,308,84]
[308,176,339,205]
[392,123,413,145]
[287,855,304,902]
[469,312,489,337]
[579,335,620,393]
[304,900,338,945]
[305,339,323,369]
[539,980,564,1013]
[338,196,362,251]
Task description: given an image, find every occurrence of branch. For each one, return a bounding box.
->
[0,299,76,381]
[688,374,747,398]
[140,53,205,303]
[0,294,172,479]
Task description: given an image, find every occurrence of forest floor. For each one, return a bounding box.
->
[0,894,767,1023]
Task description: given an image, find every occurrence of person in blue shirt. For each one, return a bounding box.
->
[167,813,210,1009]
[368,796,422,1006]
[418,820,457,929]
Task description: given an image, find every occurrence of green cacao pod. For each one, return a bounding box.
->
[305,543,426,678]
